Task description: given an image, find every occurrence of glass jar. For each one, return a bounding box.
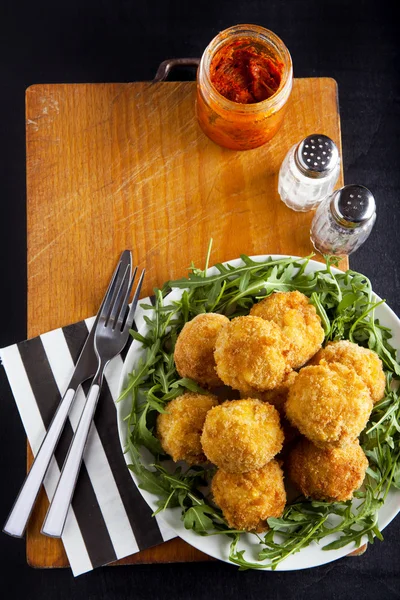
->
[278,134,340,211]
[196,24,293,150]
[310,185,376,256]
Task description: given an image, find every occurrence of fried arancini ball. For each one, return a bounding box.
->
[311,340,386,404]
[174,313,229,388]
[239,373,300,455]
[242,371,298,414]
[250,291,324,370]
[214,316,289,394]
[287,438,368,501]
[201,399,284,473]
[285,363,373,448]
[157,392,218,465]
[211,460,286,532]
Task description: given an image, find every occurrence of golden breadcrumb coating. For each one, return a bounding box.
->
[242,371,298,414]
[250,291,324,370]
[174,313,229,388]
[214,316,289,394]
[287,437,368,501]
[239,378,300,455]
[311,340,385,404]
[157,392,218,465]
[211,460,286,532]
[285,363,373,447]
[201,398,284,473]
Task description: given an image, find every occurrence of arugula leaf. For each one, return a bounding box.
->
[183,504,216,533]
[170,378,208,393]
[135,405,163,455]
[128,465,170,497]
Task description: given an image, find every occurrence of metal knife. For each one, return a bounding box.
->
[3,250,132,538]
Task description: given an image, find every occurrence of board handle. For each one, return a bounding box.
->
[153,58,200,82]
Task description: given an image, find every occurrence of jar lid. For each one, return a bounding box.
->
[330,185,376,228]
[295,134,339,179]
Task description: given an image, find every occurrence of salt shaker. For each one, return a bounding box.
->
[278,134,340,211]
[310,184,376,256]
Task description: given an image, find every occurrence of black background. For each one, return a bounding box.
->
[0,0,399,598]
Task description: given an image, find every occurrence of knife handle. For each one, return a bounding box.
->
[3,387,77,538]
[41,382,102,538]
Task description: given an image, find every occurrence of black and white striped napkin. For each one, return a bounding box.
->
[0,300,176,576]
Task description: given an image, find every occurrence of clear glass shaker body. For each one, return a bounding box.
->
[310,186,376,255]
[278,143,340,212]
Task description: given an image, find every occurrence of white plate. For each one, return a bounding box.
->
[117,255,400,570]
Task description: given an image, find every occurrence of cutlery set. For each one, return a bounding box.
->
[3,250,144,540]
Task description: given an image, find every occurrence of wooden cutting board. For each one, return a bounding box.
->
[25,77,347,568]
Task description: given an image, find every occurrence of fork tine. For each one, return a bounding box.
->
[107,265,134,328]
[98,257,126,320]
[114,268,137,330]
[124,269,146,331]
[102,264,130,326]
[101,262,130,325]
[98,250,131,316]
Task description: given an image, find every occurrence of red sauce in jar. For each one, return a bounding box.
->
[210,38,284,104]
[196,26,292,149]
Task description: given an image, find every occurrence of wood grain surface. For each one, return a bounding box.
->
[26,77,347,568]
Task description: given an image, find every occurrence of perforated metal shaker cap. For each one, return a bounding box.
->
[330,185,376,228]
[295,134,339,178]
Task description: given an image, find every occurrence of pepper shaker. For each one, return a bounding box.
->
[278,134,340,211]
[310,184,376,256]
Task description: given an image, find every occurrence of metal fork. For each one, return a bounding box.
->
[41,265,145,538]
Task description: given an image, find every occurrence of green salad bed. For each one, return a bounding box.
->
[118,245,400,570]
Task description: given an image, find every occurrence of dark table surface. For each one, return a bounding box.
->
[0,0,399,598]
